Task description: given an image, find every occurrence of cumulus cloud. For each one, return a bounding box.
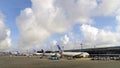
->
[96,0,120,16]
[79,0,120,48]
[16,0,120,50]
[0,13,11,51]
[61,35,69,45]
[54,0,97,24]
[80,24,118,48]
[51,40,57,46]
[16,0,98,50]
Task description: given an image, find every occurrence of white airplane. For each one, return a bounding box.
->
[57,45,89,58]
[33,49,44,56]
[45,51,61,58]
[33,49,60,57]
[44,51,55,56]
[9,51,20,56]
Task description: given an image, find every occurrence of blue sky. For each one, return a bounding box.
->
[0,0,120,50]
[0,0,31,45]
[93,16,116,31]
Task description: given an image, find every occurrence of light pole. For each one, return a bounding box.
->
[80,43,83,51]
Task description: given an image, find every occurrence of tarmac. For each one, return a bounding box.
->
[0,56,120,68]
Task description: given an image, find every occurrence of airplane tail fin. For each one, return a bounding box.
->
[41,49,44,53]
[57,45,62,51]
[57,45,63,53]
[41,49,45,56]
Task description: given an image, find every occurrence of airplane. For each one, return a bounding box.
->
[9,51,20,56]
[33,49,60,57]
[33,49,44,56]
[57,45,89,58]
[44,51,55,56]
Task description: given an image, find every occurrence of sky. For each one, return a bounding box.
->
[0,0,120,52]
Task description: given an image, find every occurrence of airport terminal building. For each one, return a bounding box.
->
[64,46,120,54]
[64,46,120,56]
